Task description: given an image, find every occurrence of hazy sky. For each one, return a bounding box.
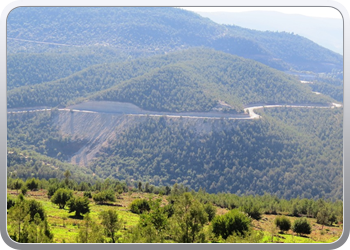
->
[180,7,342,19]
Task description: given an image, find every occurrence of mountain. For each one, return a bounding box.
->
[7,7,342,74]
[6,7,343,201]
[7,49,334,111]
[197,11,343,55]
[89,107,342,200]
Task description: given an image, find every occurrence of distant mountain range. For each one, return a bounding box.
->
[7,7,342,75]
[197,10,343,55]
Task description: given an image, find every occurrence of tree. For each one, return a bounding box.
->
[317,207,329,229]
[13,178,24,194]
[211,209,251,240]
[21,185,28,196]
[171,192,208,243]
[7,196,16,210]
[23,213,54,243]
[76,213,104,243]
[67,196,90,217]
[329,213,337,226]
[241,201,262,221]
[27,199,46,222]
[292,218,312,236]
[25,178,39,191]
[138,181,142,192]
[99,209,122,243]
[64,170,71,185]
[7,198,30,242]
[47,183,60,197]
[83,191,92,198]
[274,216,291,233]
[135,199,169,243]
[51,188,73,209]
[7,195,48,242]
[204,202,217,222]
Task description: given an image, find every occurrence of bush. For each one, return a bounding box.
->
[27,199,46,222]
[130,199,151,214]
[83,191,92,198]
[241,203,262,221]
[12,178,24,193]
[292,218,312,236]
[21,186,28,196]
[274,216,291,233]
[7,196,16,210]
[211,209,251,239]
[47,184,60,197]
[92,190,116,204]
[51,188,73,209]
[25,178,39,191]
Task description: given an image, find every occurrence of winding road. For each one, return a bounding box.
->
[7,101,343,120]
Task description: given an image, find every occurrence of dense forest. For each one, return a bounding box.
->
[87,108,342,200]
[7,49,334,111]
[7,106,343,200]
[7,111,85,161]
[7,47,129,90]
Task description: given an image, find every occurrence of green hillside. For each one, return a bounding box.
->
[89,108,343,200]
[7,148,95,183]
[7,49,333,111]
[7,47,129,90]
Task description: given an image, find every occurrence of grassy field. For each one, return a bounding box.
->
[7,189,343,243]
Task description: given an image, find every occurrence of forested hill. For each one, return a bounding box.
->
[7,7,342,74]
[89,108,343,200]
[7,49,333,111]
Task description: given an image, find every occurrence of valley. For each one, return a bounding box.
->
[5,6,344,244]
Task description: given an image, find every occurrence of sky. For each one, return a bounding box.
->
[180,7,343,19]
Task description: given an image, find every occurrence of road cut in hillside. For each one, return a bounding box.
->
[243,103,343,119]
[7,101,343,166]
[8,101,343,120]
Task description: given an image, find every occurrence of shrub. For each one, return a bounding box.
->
[27,199,46,222]
[7,196,16,210]
[211,209,251,239]
[92,190,116,204]
[51,188,73,209]
[21,186,28,196]
[83,191,92,198]
[25,178,39,191]
[292,218,312,236]
[130,199,151,214]
[12,178,24,193]
[274,216,291,233]
[241,203,262,221]
[47,184,59,197]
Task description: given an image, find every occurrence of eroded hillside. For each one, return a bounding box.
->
[52,109,244,166]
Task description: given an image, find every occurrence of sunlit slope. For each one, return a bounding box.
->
[7,49,333,111]
[89,108,343,200]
